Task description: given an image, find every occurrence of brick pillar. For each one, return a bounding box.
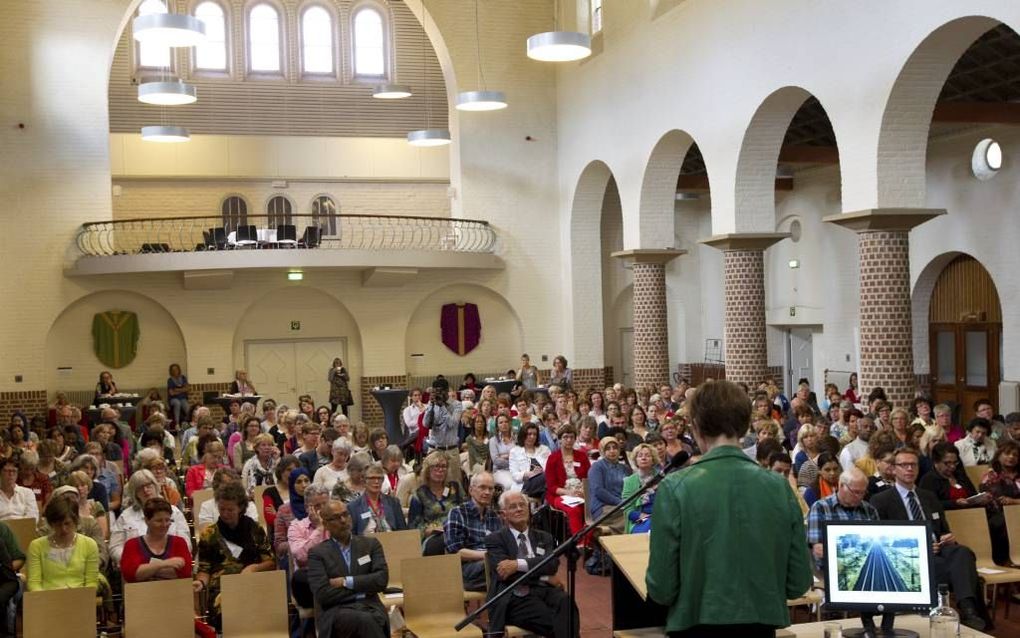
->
[701,233,789,388]
[825,209,944,408]
[612,249,685,390]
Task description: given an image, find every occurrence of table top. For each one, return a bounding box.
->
[211,395,261,403]
[370,388,409,395]
[788,614,994,637]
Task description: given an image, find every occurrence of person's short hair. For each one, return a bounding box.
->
[867,430,898,460]
[933,403,952,417]
[644,432,664,446]
[499,489,529,511]
[196,415,217,430]
[890,407,910,423]
[967,417,991,434]
[332,437,352,455]
[873,400,890,414]
[275,455,300,482]
[816,452,840,471]
[767,451,792,467]
[838,467,868,487]
[139,428,165,449]
[469,471,494,489]
[817,435,841,458]
[301,422,322,436]
[303,484,330,501]
[930,441,960,464]
[893,447,921,463]
[755,420,780,438]
[793,403,814,419]
[44,493,79,527]
[211,467,240,490]
[346,455,370,474]
[631,442,660,466]
[214,481,248,509]
[756,439,785,464]
[252,433,274,447]
[196,433,221,458]
[1005,412,1020,425]
[363,464,385,479]
[142,496,173,520]
[557,424,577,439]
[689,381,751,439]
[70,454,99,474]
[796,423,816,445]
[517,422,540,446]
[419,450,449,478]
[381,445,403,464]
[973,398,993,411]
[67,470,91,489]
[322,428,339,444]
[368,428,388,445]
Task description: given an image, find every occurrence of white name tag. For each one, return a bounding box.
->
[932,513,940,520]
[357,555,371,566]
[572,462,581,467]
[536,546,546,556]
[361,511,372,519]
[443,487,450,497]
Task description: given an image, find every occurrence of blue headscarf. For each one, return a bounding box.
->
[288,467,311,520]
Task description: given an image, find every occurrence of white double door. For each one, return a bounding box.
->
[245,338,347,409]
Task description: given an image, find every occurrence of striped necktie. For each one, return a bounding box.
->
[907,491,924,521]
[513,533,530,597]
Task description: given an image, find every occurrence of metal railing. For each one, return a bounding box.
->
[75,214,497,256]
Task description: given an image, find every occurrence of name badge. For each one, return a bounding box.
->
[572,462,581,467]
[932,513,940,520]
[361,511,372,519]
[953,484,962,490]
[536,546,546,556]
[357,555,371,566]
[443,487,450,497]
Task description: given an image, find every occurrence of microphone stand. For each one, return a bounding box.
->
[455,456,684,636]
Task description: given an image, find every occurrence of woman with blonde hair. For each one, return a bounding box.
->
[890,407,911,446]
[620,443,660,533]
[65,470,109,539]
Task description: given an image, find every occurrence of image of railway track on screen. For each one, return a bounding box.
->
[835,531,922,592]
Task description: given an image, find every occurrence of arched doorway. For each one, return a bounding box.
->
[928,255,1002,421]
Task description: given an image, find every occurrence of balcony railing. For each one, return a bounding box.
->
[75,214,497,257]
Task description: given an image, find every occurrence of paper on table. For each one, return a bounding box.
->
[977,567,1006,574]
[560,495,584,507]
[384,592,403,599]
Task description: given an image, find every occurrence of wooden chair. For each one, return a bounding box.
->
[4,517,38,557]
[786,588,823,622]
[191,487,215,535]
[965,464,990,489]
[402,555,482,638]
[375,529,422,592]
[253,484,270,531]
[945,508,1020,618]
[23,586,96,638]
[220,570,289,637]
[1004,504,1020,566]
[582,478,615,537]
[124,578,195,638]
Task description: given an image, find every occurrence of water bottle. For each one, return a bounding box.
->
[929,583,960,638]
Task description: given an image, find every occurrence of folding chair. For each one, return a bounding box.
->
[124,578,194,638]
[235,224,259,248]
[299,226,320,248]
[220,570,289,637]
[4,517,37,557]
[375,529,422,592]
[191,488,214,536]
[1004,504,1020,566]
[946,508,1020,619]
[23,586,96,638]
[965,464,989,489]
[253,484,270,531]
[276,224,298,248]
[402,555,482,638]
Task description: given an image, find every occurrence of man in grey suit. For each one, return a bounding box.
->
[307,500,389,638]
[869,447,989,631]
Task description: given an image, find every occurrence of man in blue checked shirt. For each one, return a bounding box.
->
[806,466,879,569]
[444,472,502,591]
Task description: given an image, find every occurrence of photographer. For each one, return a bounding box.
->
[422,376,464,484]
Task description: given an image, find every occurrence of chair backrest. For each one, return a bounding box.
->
[402,555,465,622]
[276,224,297,242]
[945,508,995,565]
[5,517,38,556]
[302,226,321,247]
[192,488,215,534]
[237,225,257,241]
[582,478,593,524]
[1004,504,1020,566]
[125,578,195,638]
[375,528,422,589]
[24,586,96,638]
[220,570,289,637]
[253,484,270,530]
[964,464,989,489]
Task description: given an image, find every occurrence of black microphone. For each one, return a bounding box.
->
[664,450,691,473]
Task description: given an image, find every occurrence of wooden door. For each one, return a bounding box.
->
[294,339,346,408]
[930,323,1000,422]
[246,341,298,407]
[927,255,1002,421]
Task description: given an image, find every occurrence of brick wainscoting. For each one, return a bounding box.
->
[360,376,408,428]
[0,390,48,418]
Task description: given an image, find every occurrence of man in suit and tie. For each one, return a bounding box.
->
[870,447,990,631]
[307,500,389,638]
[484,490,578,638]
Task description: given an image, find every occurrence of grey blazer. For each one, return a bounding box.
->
[306,534,389,636]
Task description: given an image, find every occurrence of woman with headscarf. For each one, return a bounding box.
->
[272,467,310,558]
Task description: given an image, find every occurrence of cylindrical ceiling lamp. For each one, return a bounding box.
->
[455,90,508,112]
[526,31,591,62]
[138,81,197,105]
[407,129,451,147]
[132,13,206,47]
[141,125,191,143]
[372,83,413,99]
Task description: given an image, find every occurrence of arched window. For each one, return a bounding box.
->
[249,3,282,73]
[301,5,334,74]
[311,195,337,235]
[193,1,227,71]
[267,195,293,227]
[221,195,248,231]
[136,0,171,69]
[352,7,385,77]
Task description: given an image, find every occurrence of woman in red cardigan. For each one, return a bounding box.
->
[545,424,590,540]
[185,436,227,497]
[120,496,194,583]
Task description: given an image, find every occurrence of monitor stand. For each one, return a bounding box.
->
[842,613,919,638]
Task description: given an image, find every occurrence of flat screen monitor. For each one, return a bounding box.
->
[821,520,936,614]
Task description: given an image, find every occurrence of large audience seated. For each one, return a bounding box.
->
[4,358,1020,636]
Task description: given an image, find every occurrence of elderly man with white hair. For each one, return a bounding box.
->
[443,471,501,591]
[805,467,878,563]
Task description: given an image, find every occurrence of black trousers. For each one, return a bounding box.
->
[934,544,986,613]
[669,625,775,638]
[291,568,314,609]
[327,601,387,638]
[330,403,349,417]
[489,585,578,638]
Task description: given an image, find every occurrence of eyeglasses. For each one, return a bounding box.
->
[895,462,918,469]
[842,484,868,497]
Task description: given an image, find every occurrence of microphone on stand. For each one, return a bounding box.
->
[664,450,691,474]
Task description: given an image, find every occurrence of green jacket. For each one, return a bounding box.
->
[645,445,813,632]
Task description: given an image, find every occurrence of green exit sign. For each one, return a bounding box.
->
[290,321,301,331]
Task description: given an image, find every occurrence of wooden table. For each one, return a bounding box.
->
[787,614,994,637]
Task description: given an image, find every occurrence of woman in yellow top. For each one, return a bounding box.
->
[26,495,99,591]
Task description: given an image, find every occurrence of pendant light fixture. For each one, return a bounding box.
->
[138,80,197,105]
[372,83,413,99]
[132,12,207,48]
[526,0,591,62]
[408,0,450,147]
[141,125,190,142]
[455,0,506,112]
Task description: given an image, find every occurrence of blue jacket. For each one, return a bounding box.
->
[588,458,631,518]
[347,493,408,535]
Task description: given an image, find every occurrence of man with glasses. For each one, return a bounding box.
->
[444,472,501,591]
[806,467,878,568]
[307,500,389,638]
[870,448,989,630]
